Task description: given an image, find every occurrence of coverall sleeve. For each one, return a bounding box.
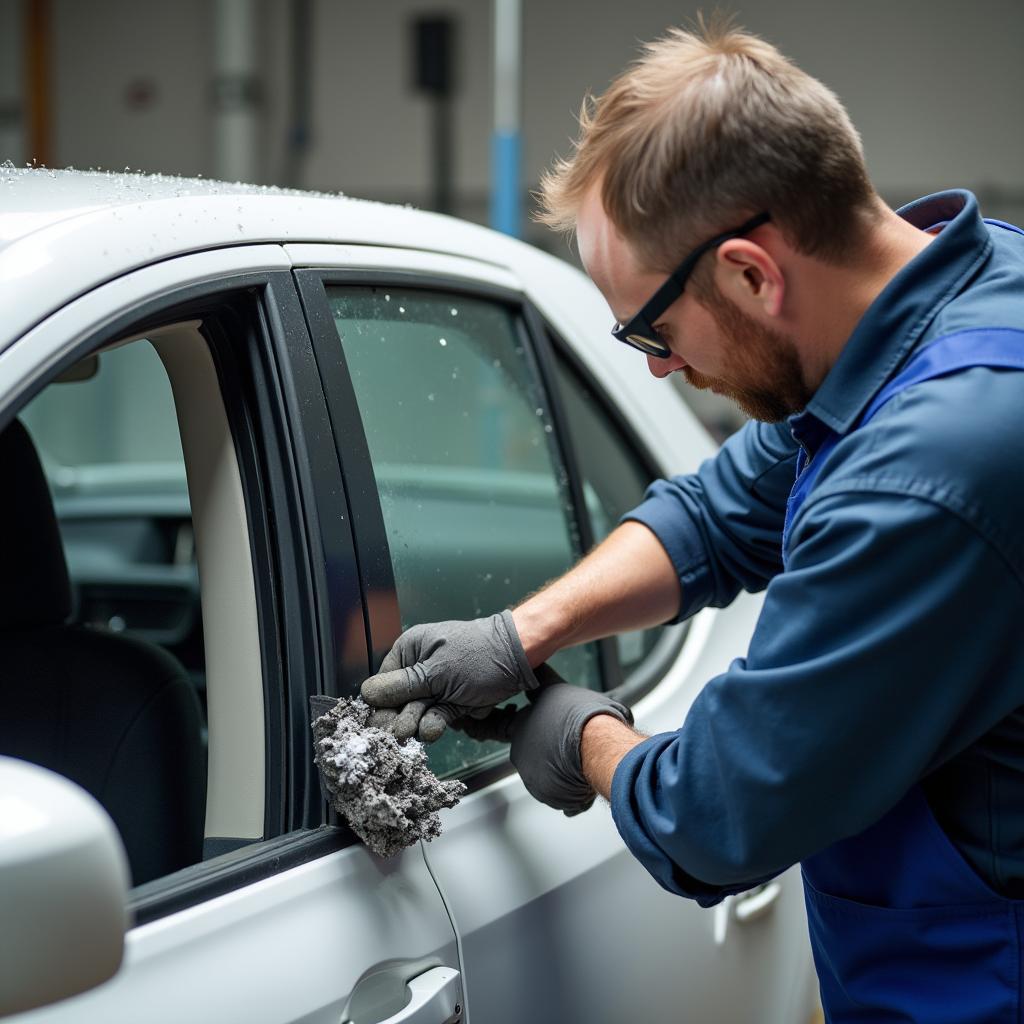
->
[610,487,1024,905]
[623,418,798,622]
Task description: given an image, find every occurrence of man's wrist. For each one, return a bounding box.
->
[511,600,569,668]
[580,712,644,801]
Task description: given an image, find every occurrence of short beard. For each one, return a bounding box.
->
[686,286,813,422]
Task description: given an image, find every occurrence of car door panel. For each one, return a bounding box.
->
[20,843,460,1024]
[425,596,813,1024]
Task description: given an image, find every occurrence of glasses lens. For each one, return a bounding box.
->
[627,334,669,357]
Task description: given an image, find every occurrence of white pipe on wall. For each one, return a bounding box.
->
[212,0,260,183]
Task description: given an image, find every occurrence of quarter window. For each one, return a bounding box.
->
[550,350,662,674]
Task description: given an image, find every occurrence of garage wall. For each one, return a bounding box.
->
[29,0,1022,240]
[266,0,1024,231]
[49,0,210,177]
[522,0,1024,214]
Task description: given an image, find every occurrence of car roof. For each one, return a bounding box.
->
[0,165,494,255]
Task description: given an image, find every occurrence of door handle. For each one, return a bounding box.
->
[375,966,462,1024]
[712,881,783,945]
[734,881,782,924]
[712,894,735,946]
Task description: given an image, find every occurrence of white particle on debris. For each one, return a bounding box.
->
[341,732,370,757]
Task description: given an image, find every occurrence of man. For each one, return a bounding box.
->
[362,21,1024,1021]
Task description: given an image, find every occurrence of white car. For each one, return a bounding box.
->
[0,169,816,1023]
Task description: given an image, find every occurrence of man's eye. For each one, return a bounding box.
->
[653,324,672,343]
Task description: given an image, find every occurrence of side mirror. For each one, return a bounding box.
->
[0,757,130,1017]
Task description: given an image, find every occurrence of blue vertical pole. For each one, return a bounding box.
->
[491,131,521,238]
[491,0,521,237]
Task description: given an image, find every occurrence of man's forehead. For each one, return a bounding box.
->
[577,187,629,287]
[576,184,650,321]
[575,186,607,275]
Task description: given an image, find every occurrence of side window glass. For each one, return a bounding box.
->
[550,348,662,673]
[327,285,599,778]
[23,342,186,468]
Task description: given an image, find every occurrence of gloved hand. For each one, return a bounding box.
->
[360,610,538,743]
[455,665,634,816]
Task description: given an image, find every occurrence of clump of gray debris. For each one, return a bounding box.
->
[312,696,466,859]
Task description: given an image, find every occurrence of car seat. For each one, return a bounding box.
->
[0,418,206,885]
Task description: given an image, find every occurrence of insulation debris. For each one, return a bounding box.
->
[311,696,466,858]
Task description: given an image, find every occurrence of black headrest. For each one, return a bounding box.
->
[0,419,72,628]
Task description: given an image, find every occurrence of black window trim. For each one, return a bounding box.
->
[1,269,366,925]
[294,269,402,679]
[131,826,356,925]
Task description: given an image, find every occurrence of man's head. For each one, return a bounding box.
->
[537,18,884,420]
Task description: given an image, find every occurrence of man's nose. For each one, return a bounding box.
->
[647,353,686,379]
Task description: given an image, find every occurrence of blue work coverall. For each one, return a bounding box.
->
[610,190,1024,1020]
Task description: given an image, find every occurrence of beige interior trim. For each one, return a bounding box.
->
[149,325,266,841]
[100,322,203,352]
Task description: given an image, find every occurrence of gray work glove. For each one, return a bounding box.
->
[455,665,634,816]
[360,610,538,743]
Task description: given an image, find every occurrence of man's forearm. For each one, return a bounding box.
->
[581,713,646,799]
[512,521,681,666]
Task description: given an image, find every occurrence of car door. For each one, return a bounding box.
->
[0,246,461,1024]
[290,245,815,1024]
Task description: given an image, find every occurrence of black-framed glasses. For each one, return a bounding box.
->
[611,211,772,359]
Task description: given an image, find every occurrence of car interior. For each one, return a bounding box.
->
[0,415,204,884]
[0,323,266,886]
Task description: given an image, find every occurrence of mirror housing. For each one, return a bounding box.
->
[0,757,130,1017]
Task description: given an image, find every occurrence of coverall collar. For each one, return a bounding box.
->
[799,189,992,436]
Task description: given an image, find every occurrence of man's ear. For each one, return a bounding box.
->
[715,239,785,317]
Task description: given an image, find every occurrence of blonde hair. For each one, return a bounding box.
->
[536,17,878,276]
